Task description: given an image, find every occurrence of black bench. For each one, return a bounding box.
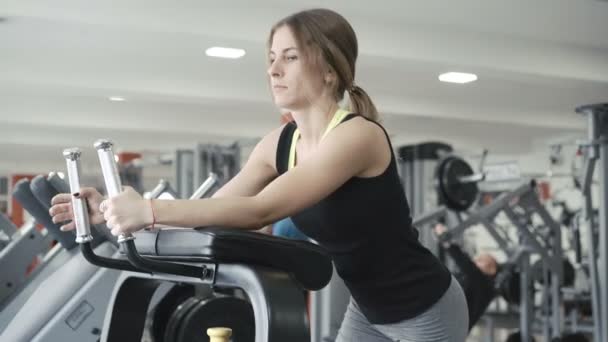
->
[101,227,333,342]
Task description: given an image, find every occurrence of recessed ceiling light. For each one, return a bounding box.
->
[109,96,126,102]
[438,72,478,84]
[205,47,246,59]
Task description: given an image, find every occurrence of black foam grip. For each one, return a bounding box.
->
[12,179,77,250]
[30,175,58,210]
[47,173,70,194]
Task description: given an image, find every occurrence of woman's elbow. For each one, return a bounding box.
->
[250,198,278,230]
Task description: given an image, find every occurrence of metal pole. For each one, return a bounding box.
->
[520,250,532,342]
[596,110,608,342]
[542,262,550,341]
[576,103,608,342]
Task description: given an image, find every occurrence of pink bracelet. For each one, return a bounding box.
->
[149,199,156,229]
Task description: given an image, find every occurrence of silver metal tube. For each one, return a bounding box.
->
[584,185,602,342]
[94,139,122,197]
[598,135,608,340]
[63,148,93,243]
[551,266,562,339]
[146,179,170,200]
[94,139,134,243]
[190,173,219,200]
[576,104,607,342]
[597,114,608,342]
[457,173,484,184]
[542,262,550,341]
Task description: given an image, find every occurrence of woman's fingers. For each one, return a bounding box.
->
[60,222,76,231]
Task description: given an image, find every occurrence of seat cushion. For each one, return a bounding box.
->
[133,227,332,290]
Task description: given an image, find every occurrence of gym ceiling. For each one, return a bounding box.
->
[0,0,607,169]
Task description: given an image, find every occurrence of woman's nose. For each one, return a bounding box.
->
[267,60,282,78]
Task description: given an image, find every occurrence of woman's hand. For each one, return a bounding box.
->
[50,187,106,231]
[433,223,453,248]
[100,186,153,236]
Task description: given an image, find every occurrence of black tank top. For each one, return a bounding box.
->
[276,113,452,324]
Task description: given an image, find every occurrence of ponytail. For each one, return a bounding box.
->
[347,85,379,122]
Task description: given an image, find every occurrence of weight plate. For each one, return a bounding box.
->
[151,284,196,342]
[164,296,202,342]
[436,156,479,211]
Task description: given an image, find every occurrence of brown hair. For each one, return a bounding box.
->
[268,8,379,121]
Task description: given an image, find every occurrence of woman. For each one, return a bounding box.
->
[50,9,468,341]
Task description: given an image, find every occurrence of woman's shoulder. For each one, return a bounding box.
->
[335,114,387,145]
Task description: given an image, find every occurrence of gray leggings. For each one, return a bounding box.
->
[336,276,469,342]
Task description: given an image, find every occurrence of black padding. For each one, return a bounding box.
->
[30,175,59,210]
[46,173,70,194]
[134,227,332,291]
[12,179,77,250]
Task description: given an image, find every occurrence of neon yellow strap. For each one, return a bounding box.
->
[288,108,351,170]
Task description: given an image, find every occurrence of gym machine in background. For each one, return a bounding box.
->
[575,103,608,342]
[174,143,240,199]
[0,172,121,342]
[398,142,454,255]
[397,142,486,255]
[395,136,595,341]
[0,167,222,341]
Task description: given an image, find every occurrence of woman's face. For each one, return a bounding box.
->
[268,25,326,111]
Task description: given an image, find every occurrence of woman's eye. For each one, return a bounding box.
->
[286,56,298,61]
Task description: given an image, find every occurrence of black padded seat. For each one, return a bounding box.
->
[132,227,332,291]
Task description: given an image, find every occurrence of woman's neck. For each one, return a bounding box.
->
[291,100,339,147]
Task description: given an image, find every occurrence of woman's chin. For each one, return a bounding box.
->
[274,102,293,111]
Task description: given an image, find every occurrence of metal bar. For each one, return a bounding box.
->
[583,184,602,342]
[63,148,93,244]
[439,181,535,242]
[575,103,607,342]
[479,218,511,252]
[503,206,551,263]
[542,261,550,341]
[94,139,134,243]
[190,173,219,199]
[520,251,532,342]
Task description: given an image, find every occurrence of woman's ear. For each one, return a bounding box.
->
[324,69,335,84]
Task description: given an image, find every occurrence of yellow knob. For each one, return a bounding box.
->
[207,327,232,342]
